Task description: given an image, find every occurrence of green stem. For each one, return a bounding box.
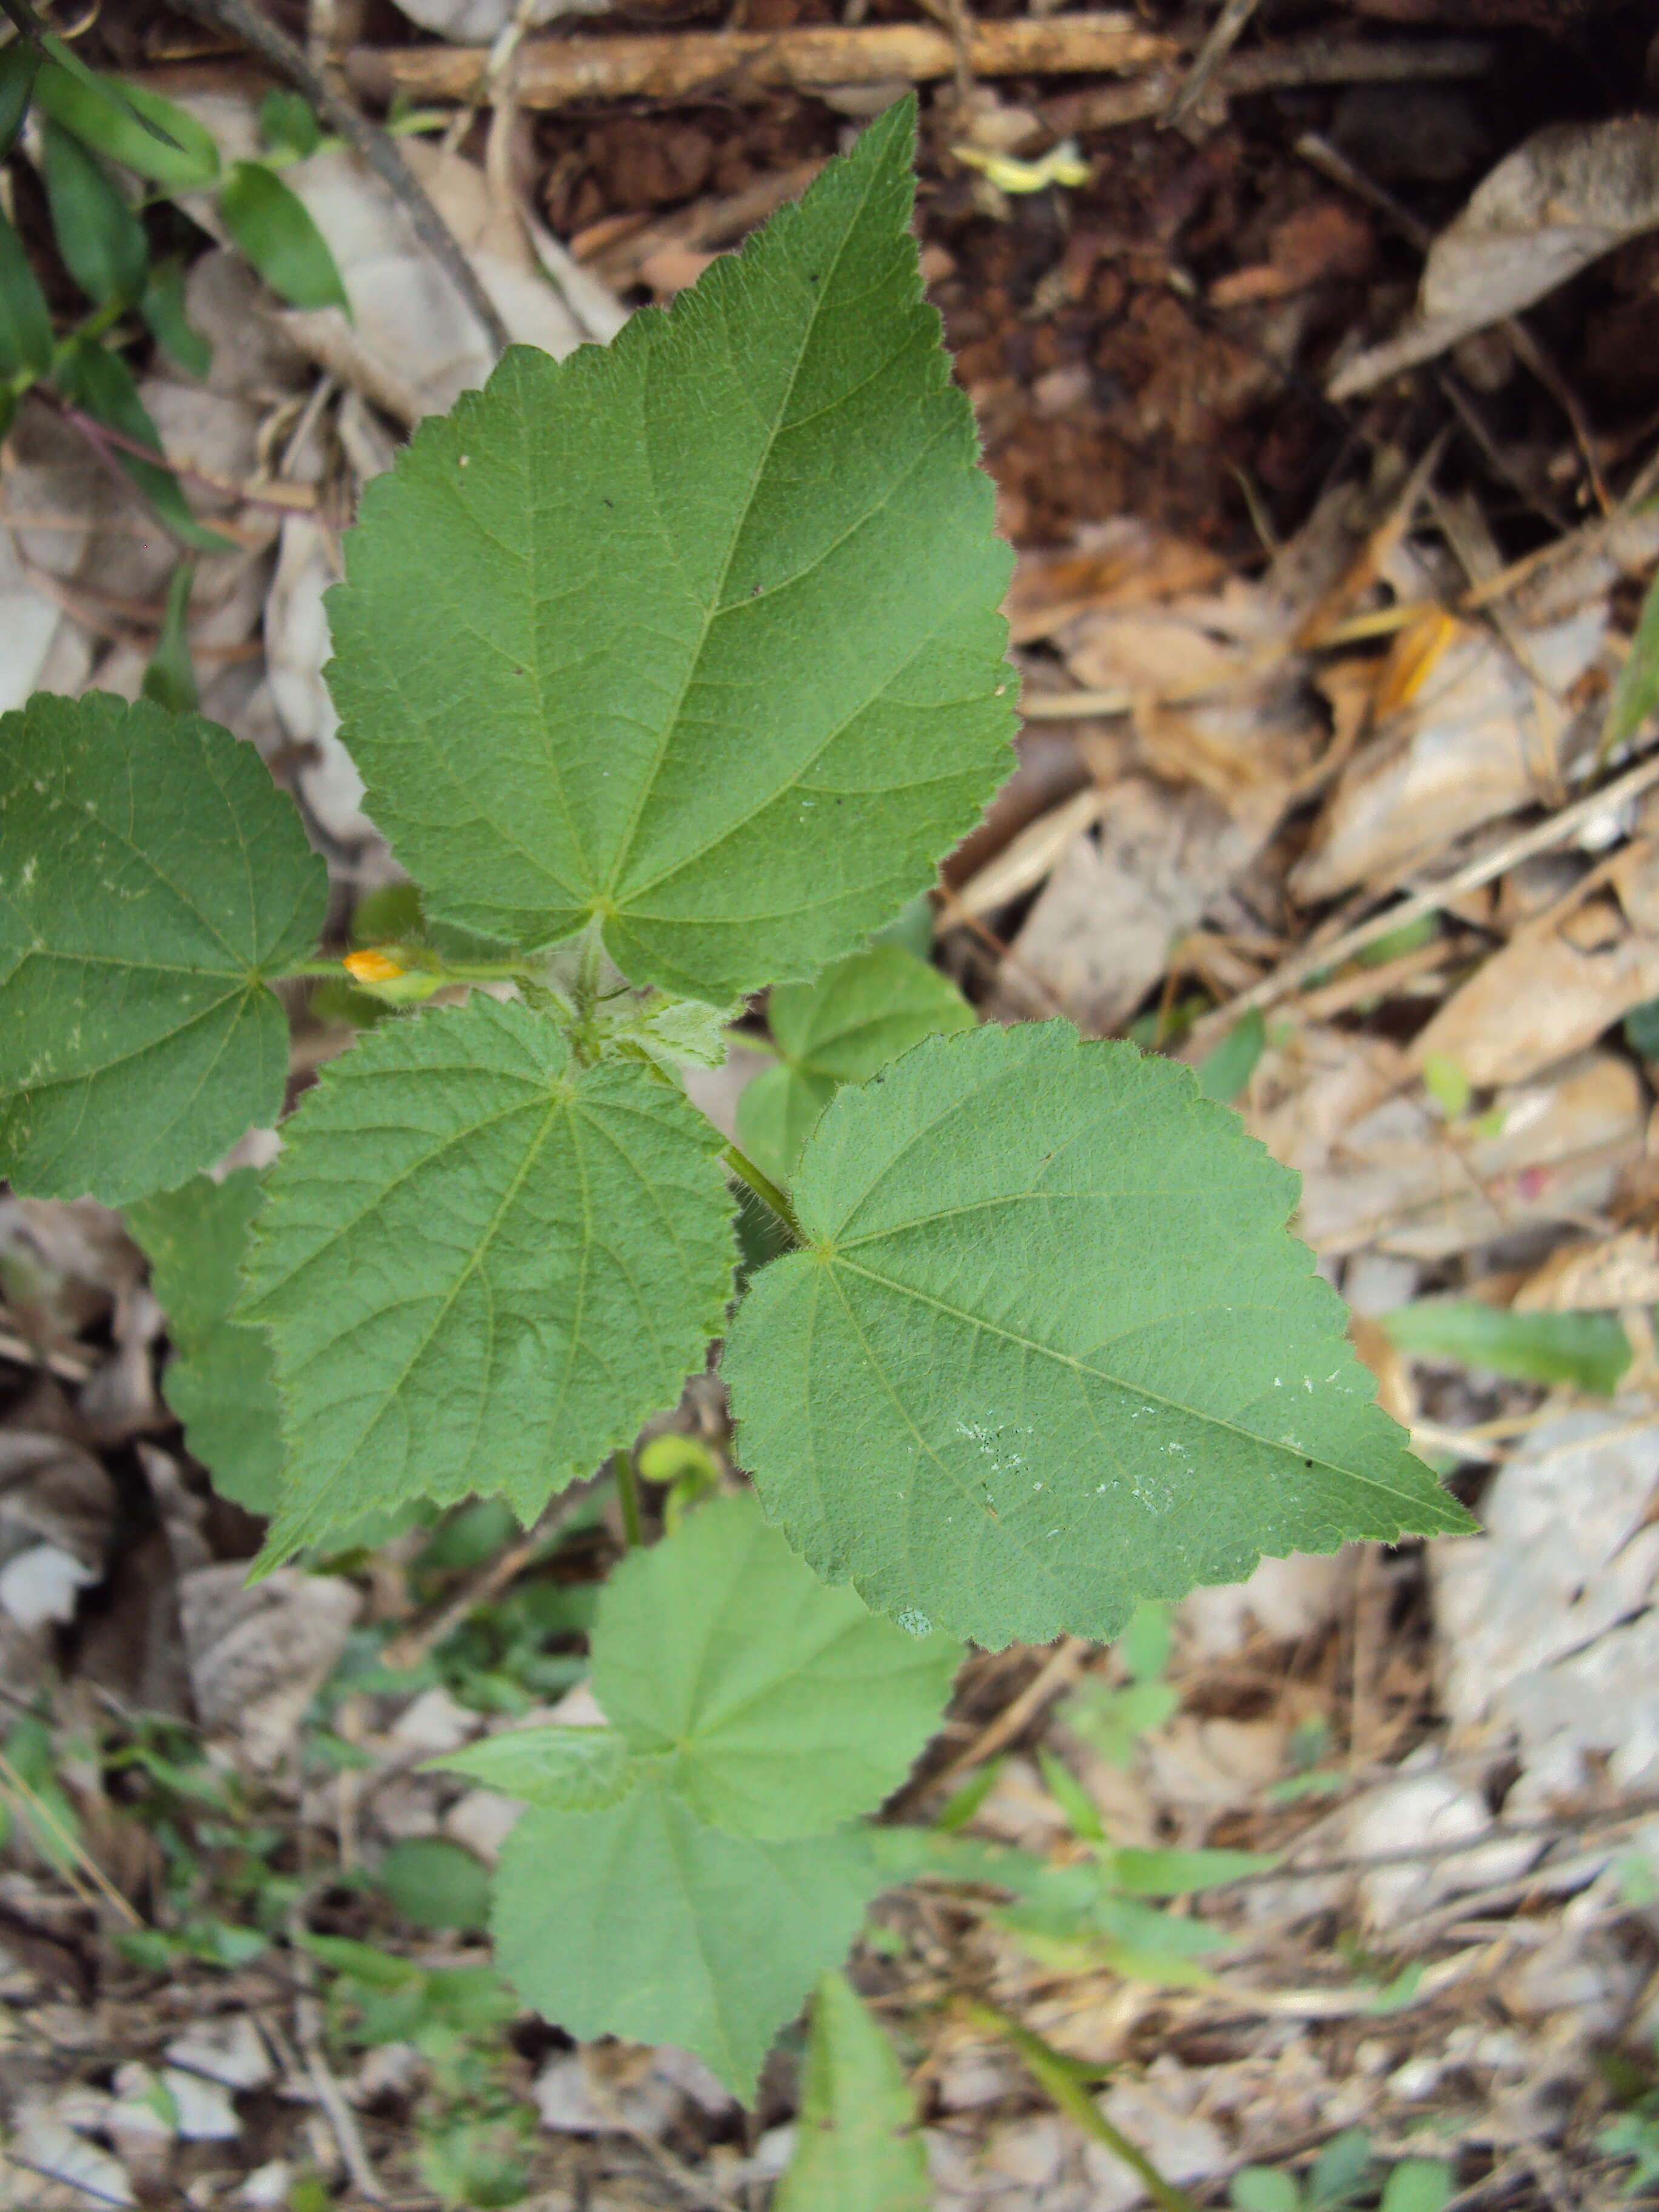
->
[963,2003,1202,2212]
[612,1447,642,1549]
[721,1142,804,1246]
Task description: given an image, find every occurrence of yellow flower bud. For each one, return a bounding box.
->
[343,948,405,982]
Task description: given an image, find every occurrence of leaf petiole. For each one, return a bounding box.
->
[612,1446,643,1549]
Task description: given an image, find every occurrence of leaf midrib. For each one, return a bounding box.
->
[832,1255,1421,1507]
[598,152,882,908]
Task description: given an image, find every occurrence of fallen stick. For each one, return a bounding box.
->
[1041,34,1492,136]
[347,13,1175,107]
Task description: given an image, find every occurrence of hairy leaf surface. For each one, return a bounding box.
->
[431,1724,635,1812]
[241,997,734,1566]
[592,1490,959,1838]
[125,1170,284,1515]
[725,1022,1472,1648]
[774,1972,929,2212]
[492,1770,882,2096]
[0,693,326,1204]
[325,99,1013,1003]
[737,943,973,1184]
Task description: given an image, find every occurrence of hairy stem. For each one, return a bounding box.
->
[612,1446,643,1549]
[721,1142,804,1247]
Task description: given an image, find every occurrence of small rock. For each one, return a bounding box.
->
[444,1787,525,1866]
[1347,1765,1542,1923]
[935,2041,1019,2112]
[532,2051,678,2137]
[164,2014,273,2091]
[648,2045,739,2117]
[389,1684,477,1756]
[354,2042,424,2100]
[1084,2080,1227,2211]
[238,2161,293,2208]
[12,2105,135,2206]
[160,2068,240,2142]
[0,1541,100,1629]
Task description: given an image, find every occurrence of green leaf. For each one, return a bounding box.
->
[298,1931,424,1988]
[1379,2162,1455,2212]
[0,36,40,158]
[143,561,198,714]
[1420,1051,1470,1121]
[1195,1008,1265,1104]
[219,160,350,313]
[0,206,52,381]
[1309,2130,1375,2209]
[259,88,320,161]
[124,1170,285,1515]
[1381,1299,1631,1394]
[325,98,1013,1005]
[0,692,327,1205]
[591,1490,959,1838]
[240,997,734,1567]
[1626,994,1659,1062]
[378,1836,492,1930]
[1232,2168,1302,2212]
[774,1972,929,2212]
[1606,566,1659,753]
[41,119,147,306]
[725,1022,1471,1649]
[738,943,974,1183]
[1101,1844,1275,1895]
[430,1724,635,1812]
[33,62,219,189]
[54,337,235,552]
[141,255,212,380]
[492,1768,883,2097]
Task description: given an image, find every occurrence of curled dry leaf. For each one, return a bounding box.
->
[1330,116,1659,399]
[177,1563,361,1769]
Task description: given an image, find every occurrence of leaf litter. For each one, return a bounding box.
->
[6,6,1659,2208]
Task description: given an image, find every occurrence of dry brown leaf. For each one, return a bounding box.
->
[0,1432,113,1634]
[1408,894,1659,1088]
[1252,1031,1644,1259]
[985,777,1277,1031]
[1005,521,1228,648]
[178,1565,361,1770]
[1330,116,1659,399]
[1515,1227,1659,1312]
[1209,201,1373,309]
[1290,606,1606,904]
[953,785,1105,919]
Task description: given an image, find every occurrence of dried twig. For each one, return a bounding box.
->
[170,0,510,358]
[1162,0,1261,128]
[1185,747,1659,1053]
[927,1636,1091,1792]
[379,1483,597,1672]
[349,13,1175,107]
[287,1902,388,2202]
[1041,35,1491,139]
